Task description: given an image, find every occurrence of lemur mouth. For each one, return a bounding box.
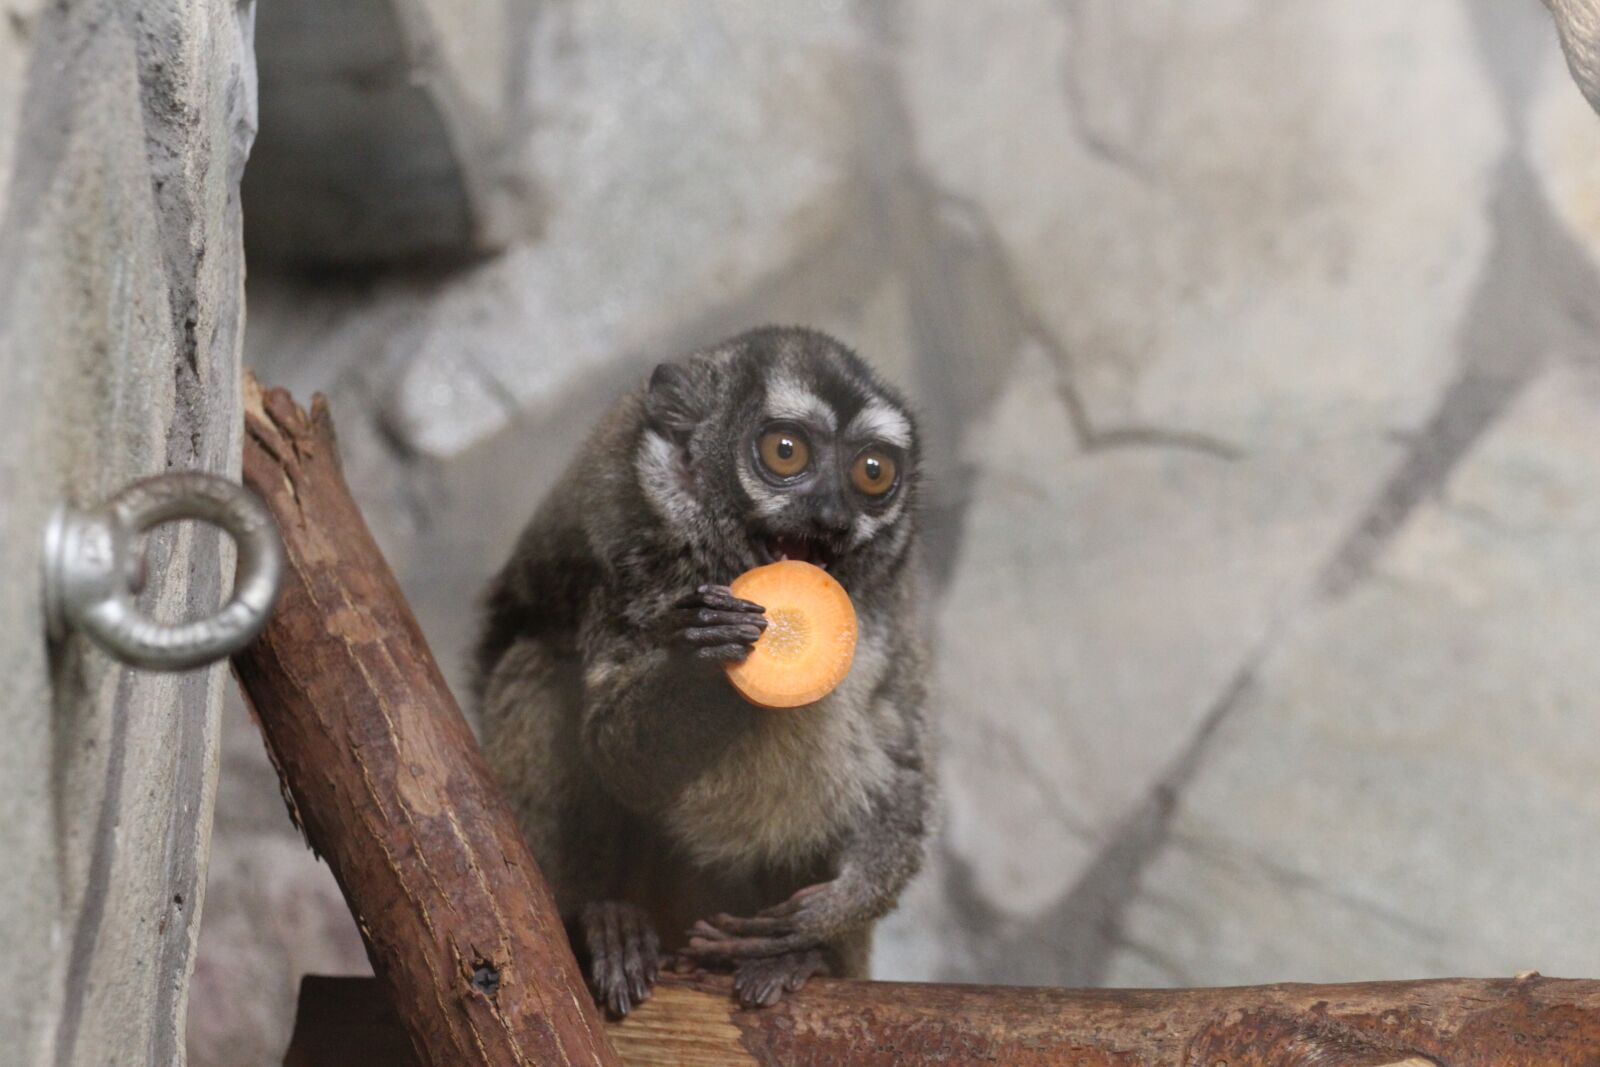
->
[756,533,837,571]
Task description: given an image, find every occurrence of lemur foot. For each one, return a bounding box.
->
[733,949,827,1009]
[684,882,839,961]
[671,584,767,663]
[580,901,660,1018]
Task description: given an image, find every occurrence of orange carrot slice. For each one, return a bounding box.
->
[725,560,858,708]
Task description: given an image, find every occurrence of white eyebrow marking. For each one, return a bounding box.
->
[849,495,906,549]
[844,400,912,448]
[764,374,837,429]
[736,461,791,518]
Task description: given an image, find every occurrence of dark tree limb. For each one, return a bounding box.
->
[233,376,620,1067]
[286,971,1600,1067]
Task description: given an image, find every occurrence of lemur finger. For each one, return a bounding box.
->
[580,904,610,966]
[582,905,626,1015]
[619,907,651,1004]
[606,907,634,1016]
[683,624,764,649]
[687,919,732,942]
[696,643,753,663]
[599,905,623,984]
[783,955,823,993]
[641,919,662,984]
[734,966,784,1009]
[731,966,762,1007]
[770,948,825,995]
[678,585,765,614]
[760,882,833,918]
[684,933,809,960]
[731,951,826,1008]
[605,903,624,960]
[758,899,801,919]
[706,913,793,937]
[677,608,768,630]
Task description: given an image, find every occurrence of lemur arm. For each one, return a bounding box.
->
[578,586,763,813]
[684,766,932,958]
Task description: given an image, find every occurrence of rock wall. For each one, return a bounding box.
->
[243,0,530,267]
[200,1,1600,1063]
[0,2,255,1065]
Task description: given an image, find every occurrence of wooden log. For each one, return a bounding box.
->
[286,971,1600,1067]
[233,376,620,1067]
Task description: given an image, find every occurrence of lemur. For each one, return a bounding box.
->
[475,327,933,1012]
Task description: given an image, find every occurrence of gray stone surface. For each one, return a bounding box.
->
[903,0,1499,438]
[244,0,531,266]
[0,1,255,1064]
[371,0,866,458]
[1107,361,1600,986]
[198,0,1600,1063]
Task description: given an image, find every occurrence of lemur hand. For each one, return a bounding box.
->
[669,584,767,664]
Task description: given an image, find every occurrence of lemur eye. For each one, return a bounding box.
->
[850,448,898,497]
[757,427,811,478]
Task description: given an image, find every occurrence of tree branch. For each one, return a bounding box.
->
[286,970,1600,1066]
[233,375,620,1067]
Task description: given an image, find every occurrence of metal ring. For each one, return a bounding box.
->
[43,473,284,671]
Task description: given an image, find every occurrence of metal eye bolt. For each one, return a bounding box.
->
[43,473,284,671]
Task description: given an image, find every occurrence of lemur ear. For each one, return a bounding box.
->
[644,361,702,440]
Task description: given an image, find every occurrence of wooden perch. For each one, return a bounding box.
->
[286,971,1600,1066]
[232,377,620,1067]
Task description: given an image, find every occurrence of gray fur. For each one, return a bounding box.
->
[475,327,933,1010]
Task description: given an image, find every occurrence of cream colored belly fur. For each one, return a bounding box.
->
[665,626,894,872]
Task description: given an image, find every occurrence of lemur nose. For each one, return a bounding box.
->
[816,500,851,535]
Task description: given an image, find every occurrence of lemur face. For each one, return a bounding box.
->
[737,364,915,573]
[635,327,920,587]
